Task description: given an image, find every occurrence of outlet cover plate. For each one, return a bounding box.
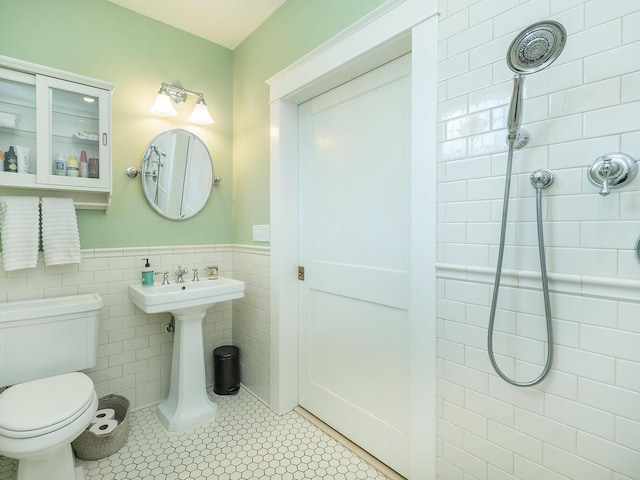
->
[253,225,270,242]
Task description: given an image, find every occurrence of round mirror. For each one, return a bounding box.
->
[141,129,213,220]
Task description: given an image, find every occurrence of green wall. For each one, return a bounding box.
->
[1,0,387,248]
[0,0,233,247]
[231,0,388,244]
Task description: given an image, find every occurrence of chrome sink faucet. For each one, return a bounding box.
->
[175,265,188,283]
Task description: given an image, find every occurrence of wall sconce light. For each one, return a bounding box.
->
[150,83,214,125]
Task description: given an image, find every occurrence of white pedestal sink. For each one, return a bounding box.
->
[128,277,245,431]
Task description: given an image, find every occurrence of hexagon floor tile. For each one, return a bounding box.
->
[0,388,393,479]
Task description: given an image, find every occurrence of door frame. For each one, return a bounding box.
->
[266,0,439,477]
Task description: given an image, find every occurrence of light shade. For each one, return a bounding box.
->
[189,97,214,125]
[150,90,177,117]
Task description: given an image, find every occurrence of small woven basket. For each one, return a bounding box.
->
[72,394,130,461]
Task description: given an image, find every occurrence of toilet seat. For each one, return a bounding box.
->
[0,372,95,439]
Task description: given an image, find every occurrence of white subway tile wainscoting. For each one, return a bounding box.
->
[232,246,271,404]
[0,245,270,410]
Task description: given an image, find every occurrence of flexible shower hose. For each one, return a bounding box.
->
[487,139,554,387]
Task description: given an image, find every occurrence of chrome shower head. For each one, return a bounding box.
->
[507,21,567,75]
[506,21,567,140]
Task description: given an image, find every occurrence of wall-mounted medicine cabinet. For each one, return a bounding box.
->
[0,55,114,210]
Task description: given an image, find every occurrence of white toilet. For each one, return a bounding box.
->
[0,293,103,480]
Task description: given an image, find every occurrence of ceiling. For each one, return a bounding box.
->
[106,0,287,50]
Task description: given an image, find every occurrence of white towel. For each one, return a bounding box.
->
[0,196,39,271]
[72,131,99,141]
[41,197,81,266]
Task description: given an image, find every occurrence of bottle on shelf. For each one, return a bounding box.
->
[16,145,29,174]
[5,146,18,173]
[66,155,79,177]
[54,153,66,175]
[88,158,99,179]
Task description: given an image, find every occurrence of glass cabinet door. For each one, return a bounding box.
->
[36,76,110,190]
[0,68,37,185]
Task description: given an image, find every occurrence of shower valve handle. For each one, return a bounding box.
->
[600,158,613,196]
[588,153,638,197]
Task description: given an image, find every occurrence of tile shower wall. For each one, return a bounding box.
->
[0,245,239,411]
[437,1,640,479]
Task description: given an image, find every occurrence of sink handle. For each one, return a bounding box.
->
[192,268,200,282]
[157,271,170,285]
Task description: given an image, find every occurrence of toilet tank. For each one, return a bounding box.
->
[0,293,102,387]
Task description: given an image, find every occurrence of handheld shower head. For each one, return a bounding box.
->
[507,21,567,75]
[506,21,566,139]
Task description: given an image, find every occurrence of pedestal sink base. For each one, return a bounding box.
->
[127,277,245,432]
[157,395,218,432]
[156,310,217,432]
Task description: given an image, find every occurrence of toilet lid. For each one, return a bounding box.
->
[0,372,95,439]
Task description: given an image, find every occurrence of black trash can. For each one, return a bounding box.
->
[213,345,240,395]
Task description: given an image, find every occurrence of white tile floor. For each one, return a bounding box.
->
[0,388,393,480]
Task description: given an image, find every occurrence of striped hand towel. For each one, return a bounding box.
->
[41,197,81,266]
[0,196,39,271]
